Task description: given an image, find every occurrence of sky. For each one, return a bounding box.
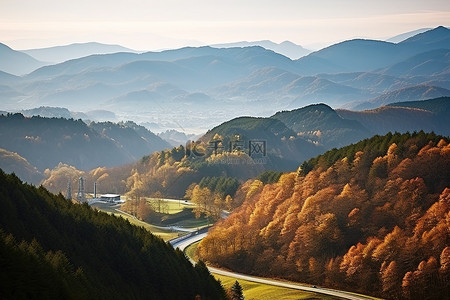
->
[1,0,450,51]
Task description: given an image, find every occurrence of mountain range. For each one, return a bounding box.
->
[3,96,448,191]
[22,42,138,64]
[0,26,449,133]
[211,40,311,59]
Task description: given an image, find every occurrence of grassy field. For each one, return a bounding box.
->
[185,242,341,300]
[145,198,192,214]
[215,274,340,300]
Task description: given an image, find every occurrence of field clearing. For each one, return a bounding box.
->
[145,197,193,214]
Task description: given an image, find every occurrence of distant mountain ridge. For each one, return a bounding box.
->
[380,48,450,77]
[211,40,311,59]
[386,28,432,43]
[349,85,450,110]
[1,26,449,133]
[22,42,138,64]
[0,43,45,75]
[295,26,450,75]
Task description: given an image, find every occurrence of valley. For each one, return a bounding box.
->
[0,25,449,300]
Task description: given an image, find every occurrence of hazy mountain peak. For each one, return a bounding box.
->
[387,28,431,43]
[400,25,450,45]
[0,42,45,75]
[0,42,13,51]
[22,42,138,64]
[211,40,310,59]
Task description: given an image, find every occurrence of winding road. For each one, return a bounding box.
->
[171,231,378,300]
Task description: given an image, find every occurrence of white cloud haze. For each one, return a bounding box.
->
[1,0,449,50]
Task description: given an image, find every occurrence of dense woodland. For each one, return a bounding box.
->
[198,132,450,299]
[0,113,170,175]
[42,140,266,200]
[0,170,225,299]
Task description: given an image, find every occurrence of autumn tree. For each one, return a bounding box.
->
[380,260,401,299]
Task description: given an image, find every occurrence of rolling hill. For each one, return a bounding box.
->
[0,170,225,299]
[200,116,323,170]
[272,103,369,148]
[0,113,170,172]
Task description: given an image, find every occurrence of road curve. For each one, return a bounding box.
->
[171,232,378,300]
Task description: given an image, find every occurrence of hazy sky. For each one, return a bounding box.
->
[1,0,449,50]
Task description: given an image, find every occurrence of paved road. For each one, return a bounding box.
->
[171,232,377,300]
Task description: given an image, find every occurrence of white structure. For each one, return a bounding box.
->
[77,177,86,202]
[66,179,72,200]
[100,194,121,203]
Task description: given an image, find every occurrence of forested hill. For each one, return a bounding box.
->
[0,113,170,172]
[0,170,225,299]
[200,116,323,169]
[271,103,369,149]
[198,132,450,299]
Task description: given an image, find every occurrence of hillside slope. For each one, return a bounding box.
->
[198,132,450,299]
[0,148,43,184]
[0,169,225,299]
[338,97,450,137]
[272,103,369,149]
[200,116,323,170]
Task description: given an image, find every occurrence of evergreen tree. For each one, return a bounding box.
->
[229,281,244,300]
